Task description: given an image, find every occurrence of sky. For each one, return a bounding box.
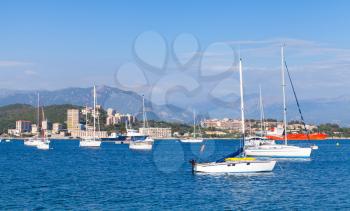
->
[0,0,350,106]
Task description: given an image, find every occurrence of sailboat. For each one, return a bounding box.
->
[180,110,203,143]
[245,46,312,158]
[190,58,276,173]
[245,86,275,147]
[129,95,154,150]
[36,106,50,150]
[24,93,50,148]
[79,85,101,147]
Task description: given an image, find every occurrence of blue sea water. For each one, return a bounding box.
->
[0,139,349,210]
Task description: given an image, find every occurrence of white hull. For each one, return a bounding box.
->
[24,139,42,146]
[311,145,319,150]
[129,141,153,150]
[245,144,312,158]
[194,160,276,173]
[36,141,50,150]
[180,139,203,143]
[79,139,101,147]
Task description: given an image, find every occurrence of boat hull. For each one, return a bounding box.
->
[266,133,327,141]
[129,141,153,150]
[194,160,276,173]
[245,145,312,158]
[180,139,203,143]
[101,135,127,142]
[79,140,101,147]
[36,142,50,150]
[24,139,44,147]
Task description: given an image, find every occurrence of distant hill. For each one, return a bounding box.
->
[0,86,349,126]
[0,104,80,133]
[0,86,194,123]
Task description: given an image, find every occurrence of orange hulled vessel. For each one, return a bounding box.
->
[266,133,327,141]
[265,126,327,140]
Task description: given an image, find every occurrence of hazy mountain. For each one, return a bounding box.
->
[0,86,348,125]
[0,86,194,123]
[194,93,350,126]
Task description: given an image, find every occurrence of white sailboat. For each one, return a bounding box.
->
[80,85,101,147]
[191,58,276,173]
[24,93,50,149]
[24,138,41,147]
[245,86,275,147]
[36,105,50,150]
[129,95,154,150]
[36,138,50,150]
[245,46,312,158]
[180,110,203,143]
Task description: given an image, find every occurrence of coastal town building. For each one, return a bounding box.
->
[67,109,80,131]
[70,130,108,139]
[41,120,52,131]
[205,131,228,136]
[31,124,38,134]
[16,120,32,133]
[52,123,63,134]
[105,108,136,126]
[201,118,241,131]
[7,129,19,136]
[107,108,116,116]
[139,127,172,138]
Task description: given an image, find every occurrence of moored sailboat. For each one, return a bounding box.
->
[191,58,276,173]
[129,95,154,150]
[180,110,203,143]
[245,46,312,158]
[80,85,101,148]
[36,106,50,150]
[24,93,50,149]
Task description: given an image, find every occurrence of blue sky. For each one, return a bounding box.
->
[0,0,349,104]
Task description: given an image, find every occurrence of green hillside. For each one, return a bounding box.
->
[0,104,81,133]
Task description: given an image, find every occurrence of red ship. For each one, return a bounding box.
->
[266,133,327,141]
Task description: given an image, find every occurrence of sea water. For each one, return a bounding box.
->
[0,140,349,210]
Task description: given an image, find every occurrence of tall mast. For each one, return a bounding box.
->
[85,105,88,131]
[281,46,288,145]
[37,93,40,135]
[193,110,196,138]
[93,85,96,141]
[239,59,245,140]
[259,85,263,138]
[142,95,146,128]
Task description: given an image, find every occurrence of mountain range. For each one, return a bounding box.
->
[0,86,195,123]
[0,85,349,126]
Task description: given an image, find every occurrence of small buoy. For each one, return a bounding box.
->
[336,142,340,147]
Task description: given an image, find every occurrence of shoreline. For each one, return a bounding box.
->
[2,137,350,141]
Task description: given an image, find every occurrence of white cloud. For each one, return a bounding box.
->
[24,70,38,76]
[0,60,34,67]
